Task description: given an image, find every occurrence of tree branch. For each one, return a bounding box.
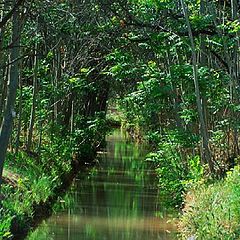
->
[0,0,25,29]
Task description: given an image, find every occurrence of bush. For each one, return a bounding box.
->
[180,166,240,239]
[146,130,202,206]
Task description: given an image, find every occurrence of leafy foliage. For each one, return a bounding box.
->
[146,130,202,205]
[181,166,240,239]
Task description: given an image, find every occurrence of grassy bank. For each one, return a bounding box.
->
[180,166,240,239]
[0,117,108,239]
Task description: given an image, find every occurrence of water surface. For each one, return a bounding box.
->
[27,129,177,240]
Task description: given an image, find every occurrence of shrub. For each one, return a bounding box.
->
[146,130,202,206]
[180,166,240,239]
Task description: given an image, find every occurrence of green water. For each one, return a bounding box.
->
[27,129,177,240]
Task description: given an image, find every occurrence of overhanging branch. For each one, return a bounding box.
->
[0,0,25,29]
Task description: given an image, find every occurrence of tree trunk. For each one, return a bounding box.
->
[0,0,8,124]
[15,72,23,155]
[0,4,20,187]
[26,47,38,152]
[231,0,240,155]
[180,0,214,173]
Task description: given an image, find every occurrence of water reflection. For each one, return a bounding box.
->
[27,129,177,240]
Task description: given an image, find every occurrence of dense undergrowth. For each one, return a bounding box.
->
[145,131,203,206]
[114,113,240,239]
[180,166,240,239]
[117,102,240,238]
[0,116,109,239]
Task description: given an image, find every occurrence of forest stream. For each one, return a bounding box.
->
[26,129,177,240]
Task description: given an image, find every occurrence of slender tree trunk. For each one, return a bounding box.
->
[200,0,207,66]
[180,0,214,173]
[70,100,74,134]
[0,4,20,187]
[200,0,210,148]
[26,47,38,152]
[0,65,8,124]
[231,0,240,155]
[37,120,43,155]
[0,0,9,124]
[15,72,23,155]
[53,48,61,123]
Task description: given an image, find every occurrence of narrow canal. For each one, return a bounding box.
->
[27,129,177,240]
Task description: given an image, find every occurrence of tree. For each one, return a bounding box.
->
[0,1,21,188]
[180,0,214,173]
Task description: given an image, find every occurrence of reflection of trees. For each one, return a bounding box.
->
[27,221,54,240]
[28,129,176,240]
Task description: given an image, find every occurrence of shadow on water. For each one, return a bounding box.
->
[27,129,178,240]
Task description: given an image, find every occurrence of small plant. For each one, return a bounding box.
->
[146,130,202,206]
[0,208,13,239]
[180,166,240,239]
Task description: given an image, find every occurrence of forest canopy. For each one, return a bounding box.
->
[1,0,240,239]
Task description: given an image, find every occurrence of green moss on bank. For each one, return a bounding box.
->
[180,166,240,240]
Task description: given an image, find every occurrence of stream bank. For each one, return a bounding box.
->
[0,117,108,240]
[26,129,177,240]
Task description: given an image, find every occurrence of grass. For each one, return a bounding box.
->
[180,166,240,240]
[0,117,108,239]
[0,144,70,239]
